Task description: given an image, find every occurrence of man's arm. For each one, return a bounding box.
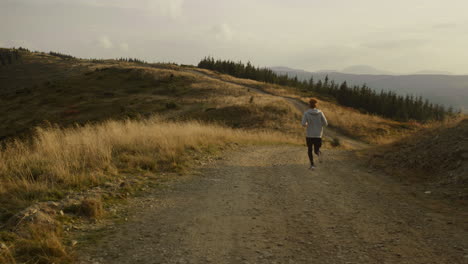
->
[301,113,307,127]
[321,112,328,127]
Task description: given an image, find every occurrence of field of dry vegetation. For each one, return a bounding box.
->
[0,117,298,214]
[0,51,305,263]
[0,118,299,263]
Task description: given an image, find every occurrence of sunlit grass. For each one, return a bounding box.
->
[0,117,299,210]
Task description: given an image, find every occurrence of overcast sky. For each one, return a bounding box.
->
[1,0,468,74]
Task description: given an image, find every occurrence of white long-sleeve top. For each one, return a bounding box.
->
[301,108,328,138]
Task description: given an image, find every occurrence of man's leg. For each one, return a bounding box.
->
[313,138,322,155]
[306,137,314,166]
[313,138,323,162]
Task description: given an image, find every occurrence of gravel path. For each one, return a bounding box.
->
[78,145,468,264]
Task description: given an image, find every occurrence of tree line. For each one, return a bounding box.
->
[0,49,21,66]
[49,51,75,60]
[88,57,149,64]
[117,57,148,64]
[198,57,457,122]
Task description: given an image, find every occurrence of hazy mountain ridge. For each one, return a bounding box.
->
[341,65,394,75]
[270,66,468,111]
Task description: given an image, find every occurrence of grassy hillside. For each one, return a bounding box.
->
[0,49,300,141]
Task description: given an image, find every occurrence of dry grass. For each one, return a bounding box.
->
[0,243,16,264]
[310,99,417,144]
[1,220,70,264]
[14,223,71,264]
[0,117,299,218]
[186,94,302,134]
[64,198,104,219]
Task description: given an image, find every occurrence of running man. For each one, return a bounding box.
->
[301,98,328,169]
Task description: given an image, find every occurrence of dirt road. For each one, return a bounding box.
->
[78,145,468,264]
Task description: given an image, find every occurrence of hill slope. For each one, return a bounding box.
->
[0,50,301,141]
[369,118,468,198]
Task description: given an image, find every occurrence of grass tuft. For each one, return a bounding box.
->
[64,198,104,219]
[0,242,16,264]
[15,224,71,264]
[331,137,341,147]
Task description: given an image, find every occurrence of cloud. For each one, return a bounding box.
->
[432,23,458,29]
[148,0,184,19]
[16,0,185,19]
[97,36,113,49]
[1,39,37,50]
[361,39,426,50]
[119,42,129,51]
[211,24,233,42]
[289,45,366,69]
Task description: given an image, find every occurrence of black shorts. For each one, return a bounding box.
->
[306,137,322,150]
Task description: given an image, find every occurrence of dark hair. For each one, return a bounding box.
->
[309,98,318,108]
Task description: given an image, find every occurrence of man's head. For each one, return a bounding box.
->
[309,98,318,108]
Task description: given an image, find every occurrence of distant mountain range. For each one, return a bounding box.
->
[341,65,395,75]
[270,66,468,112]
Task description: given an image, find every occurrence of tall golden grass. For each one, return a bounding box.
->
[15,225,70,264]
[0,117,299,206]
[314,100,417,144]
[0,243,15,264]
